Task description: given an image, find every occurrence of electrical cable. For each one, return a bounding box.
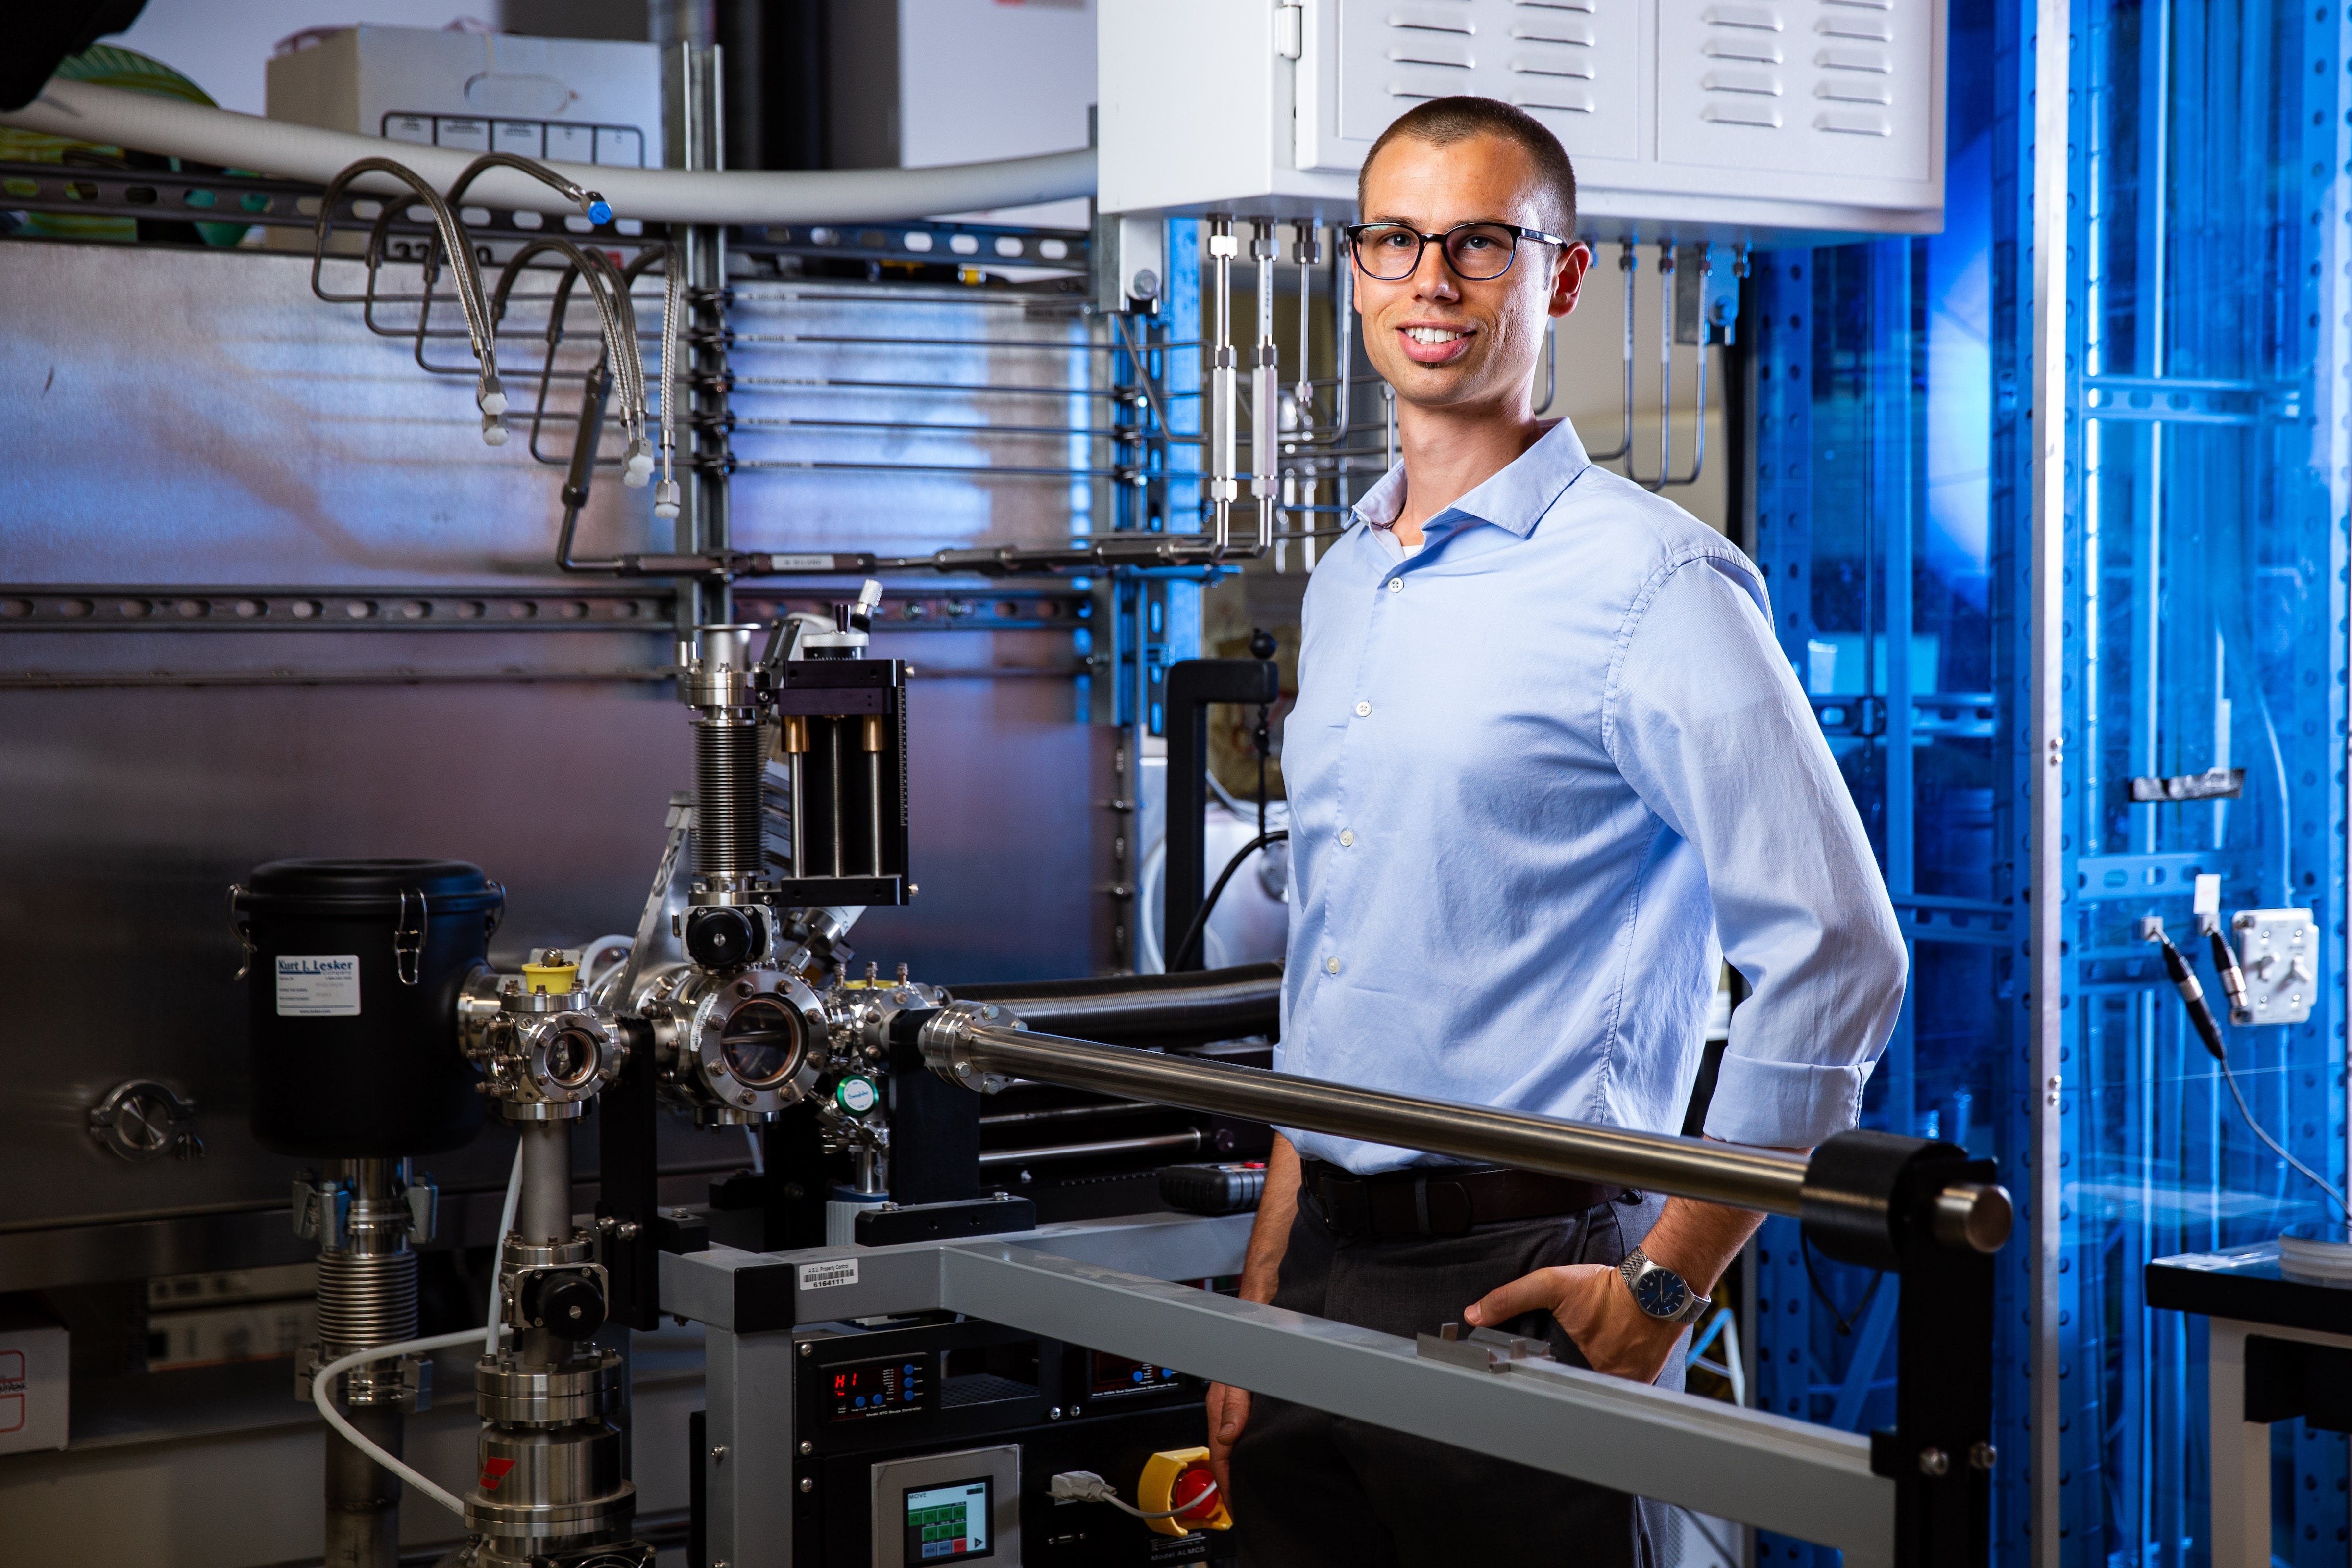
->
[1048,1471,1220,1520]
[1169,830,1287,974]
[487,1142,523,1356]
[2148,923,2351,1232]
[311,1328,490,1520]
[1799,1231,1883,1337]
[307,1141,527,1520]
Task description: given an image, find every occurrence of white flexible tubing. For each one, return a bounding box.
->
[312,1328,490,1519]
[309,1142,527,1519]
[3,80,1095,223]
[574,934,637,993]
[487,1142,524,1356]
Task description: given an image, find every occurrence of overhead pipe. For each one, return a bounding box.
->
[0,79,1094,224]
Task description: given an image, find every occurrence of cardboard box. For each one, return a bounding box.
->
[0,1313,69,1455]
[266,25,663,169]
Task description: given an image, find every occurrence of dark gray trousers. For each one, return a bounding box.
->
[1227,1183,1678,1568]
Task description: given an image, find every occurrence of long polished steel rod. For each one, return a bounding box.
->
[937,1018,1813,1216]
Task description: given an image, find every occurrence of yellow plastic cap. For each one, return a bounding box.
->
[519,949,581,995]
[1137,1446,1231,1537]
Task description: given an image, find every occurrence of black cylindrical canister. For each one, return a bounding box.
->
[233,859,505,1157]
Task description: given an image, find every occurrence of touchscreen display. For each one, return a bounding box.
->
[902,1477,992,1562]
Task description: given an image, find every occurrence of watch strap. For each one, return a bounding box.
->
[1619,1247,1712,1324]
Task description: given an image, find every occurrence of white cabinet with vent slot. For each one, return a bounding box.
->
[1099,0,1943,241]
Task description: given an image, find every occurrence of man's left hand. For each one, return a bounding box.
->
[1462,1264,1688,1383]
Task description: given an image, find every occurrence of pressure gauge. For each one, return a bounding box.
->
[835,1076,879,1116]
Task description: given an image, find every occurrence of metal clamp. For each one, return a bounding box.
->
[227,883,254,981]
[87,1080,201,1162]
[1416,1322,1557,1373]
[394,886,427,986]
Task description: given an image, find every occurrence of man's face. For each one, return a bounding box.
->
[1353,132,1588,412]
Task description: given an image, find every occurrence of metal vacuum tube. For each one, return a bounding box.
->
[455,949,649,1567]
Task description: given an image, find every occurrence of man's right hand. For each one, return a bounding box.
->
[1205,1381,1252,1501]
[1200,1135,1303,1512]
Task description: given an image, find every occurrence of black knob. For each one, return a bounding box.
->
[524,1273,607,1341]
[685,906,760,969]
[1248,627,1277,661]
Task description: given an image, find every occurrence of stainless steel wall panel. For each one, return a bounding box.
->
[0,241,1104,1262]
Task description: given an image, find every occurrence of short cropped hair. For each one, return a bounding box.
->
[1358,97,1579,239]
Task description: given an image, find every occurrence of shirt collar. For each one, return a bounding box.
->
[1350,416,1593,542]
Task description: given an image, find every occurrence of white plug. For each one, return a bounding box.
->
[478,374,509,418]
[481,415,508,447]
[1049,1472,1117,1504]
[623,439,655,489]
[654,479,680,520]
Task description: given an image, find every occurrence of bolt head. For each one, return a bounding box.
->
[1919,1447,1950,1477]
[1969,1441,1998,1470]
[800,1439,813,1455]
[799,1477,813,1493]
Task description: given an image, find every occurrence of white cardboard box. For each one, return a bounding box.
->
[0,1314,69,1455]
[265,26,663,170]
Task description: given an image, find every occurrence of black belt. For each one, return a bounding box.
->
[1300,1158,1630,1240]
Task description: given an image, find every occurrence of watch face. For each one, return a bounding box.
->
[1630,1264,1690,1319]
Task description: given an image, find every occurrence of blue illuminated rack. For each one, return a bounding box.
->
[1751,1,2352,1564]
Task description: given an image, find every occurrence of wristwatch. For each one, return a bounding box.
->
[1618,1248,1711,1324]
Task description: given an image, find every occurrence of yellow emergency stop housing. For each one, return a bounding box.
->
[1138,1446,1231,1537]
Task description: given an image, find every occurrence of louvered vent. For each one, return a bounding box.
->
[1813,0,1895,135]
[1385,2,1476,100]
[1505,0,1598,113]
[1698,2,1785,128]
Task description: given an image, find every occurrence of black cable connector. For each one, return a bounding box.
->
[2208,927,2251,1025]
[2148,926,2227,1062]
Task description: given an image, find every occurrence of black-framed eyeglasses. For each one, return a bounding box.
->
[1343,220,1571,282]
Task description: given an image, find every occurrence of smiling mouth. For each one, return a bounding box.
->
[1404,326,1469,345]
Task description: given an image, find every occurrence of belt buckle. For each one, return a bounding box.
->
[1322,1175,1371,1238]
[1419,1176,1474,1236]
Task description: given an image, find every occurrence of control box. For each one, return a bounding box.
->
[765,1315,1239,1567]
[2232,907,2321,1026]
[1099,0,1946,241]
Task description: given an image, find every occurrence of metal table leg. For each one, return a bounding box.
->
[706,1325,798,1568]
[2207,1320,2271,1568]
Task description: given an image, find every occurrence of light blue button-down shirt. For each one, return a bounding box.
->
[1277,417,1906,1173]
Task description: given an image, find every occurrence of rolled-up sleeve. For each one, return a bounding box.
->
[1604,555,1907,1149]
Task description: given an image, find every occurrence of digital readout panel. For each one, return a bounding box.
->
[903,1477,992,1562]
[829,1355,926,1422]
[1088,1350,1184,1397]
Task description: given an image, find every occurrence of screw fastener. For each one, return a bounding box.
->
[800,1440,813,1455]
[711,1445,727,1461]
[800,1477,814,1493]
[1970,1441,1998,1470]
[1919,1448,1950,1477]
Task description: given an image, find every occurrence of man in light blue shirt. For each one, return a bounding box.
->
[1209,97,1906,1566]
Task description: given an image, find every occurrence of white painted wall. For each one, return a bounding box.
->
[897,0,1095,227]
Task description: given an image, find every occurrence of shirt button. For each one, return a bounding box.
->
[1324,956,1343,975]
[1387,578,1403,593]
[1339,829,1355,847]
[1354,700,1372,717]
